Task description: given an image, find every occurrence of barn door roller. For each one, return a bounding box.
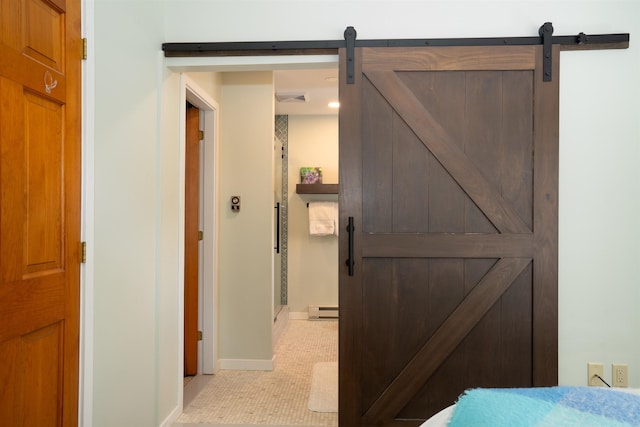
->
[540,22,554,82]
[344,26,357,84]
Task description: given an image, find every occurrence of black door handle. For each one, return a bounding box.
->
[274,202,280,254]
[346,216,354,276]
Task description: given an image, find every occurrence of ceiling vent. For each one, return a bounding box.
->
[275,91,309,103]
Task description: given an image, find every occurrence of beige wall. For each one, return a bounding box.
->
[186,72,223,103]
[287,115,339,314]
[218,72,275,363]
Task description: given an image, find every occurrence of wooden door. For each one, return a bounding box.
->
[0,0,82,424]
[339,45,559,426]
[184,103,200,376]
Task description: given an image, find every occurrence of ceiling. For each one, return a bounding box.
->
[274,68,339,116]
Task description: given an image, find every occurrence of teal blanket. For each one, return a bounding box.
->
[447,386,640,426]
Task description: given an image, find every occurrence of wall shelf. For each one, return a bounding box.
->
[296,184,338,194]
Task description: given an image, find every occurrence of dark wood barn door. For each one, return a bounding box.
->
[339,45,559,426]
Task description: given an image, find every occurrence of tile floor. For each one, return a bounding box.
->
[173,319,337,427]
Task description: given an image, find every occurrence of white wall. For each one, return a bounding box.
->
[156,69,182,426]
[93,1,164,425]
[558,46,640,385]
[90,1,640,425]
[287,115,339,314]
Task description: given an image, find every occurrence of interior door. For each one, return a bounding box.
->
[0,0,82,424]
[339,45,559,426]
[184,103,201,376]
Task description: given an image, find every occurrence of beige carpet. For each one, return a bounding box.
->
[177,319,338,426]
[308,362,338,413]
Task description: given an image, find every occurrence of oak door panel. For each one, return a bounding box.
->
[0,0,81,424]
[184,103,200,376]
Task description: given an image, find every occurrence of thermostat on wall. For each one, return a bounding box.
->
[231,196,240,212]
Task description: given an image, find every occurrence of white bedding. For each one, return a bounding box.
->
[419,388,640,427]
[420,405,454,427]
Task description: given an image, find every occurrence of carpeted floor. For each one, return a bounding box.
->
[176,319,338,426]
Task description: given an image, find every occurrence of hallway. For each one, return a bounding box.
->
[174,319,338,426]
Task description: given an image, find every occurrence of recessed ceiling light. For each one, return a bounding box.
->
[328,101,340,109]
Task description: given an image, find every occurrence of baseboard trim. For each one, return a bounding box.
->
[158,404,181,427]
[289,311,309,320]
[273,306,289,350]
[218,358,274,371]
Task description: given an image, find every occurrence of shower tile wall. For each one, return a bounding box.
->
[275,115,288,305]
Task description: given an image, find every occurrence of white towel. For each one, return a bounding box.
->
[308,202,339,236]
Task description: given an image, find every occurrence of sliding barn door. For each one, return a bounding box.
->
[339,45,559,426]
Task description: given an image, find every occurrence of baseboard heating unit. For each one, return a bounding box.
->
[308,305,339,320]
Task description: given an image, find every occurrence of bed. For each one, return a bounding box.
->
[420,386,640,426]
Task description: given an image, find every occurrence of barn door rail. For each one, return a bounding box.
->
[162,23,629,83]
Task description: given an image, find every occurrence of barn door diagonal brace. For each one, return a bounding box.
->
[344,26,357,84]
[540,22,554,81]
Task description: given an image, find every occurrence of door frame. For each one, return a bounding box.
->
[166,56,338,417]
[179,74,220,383]
[79,0,95,424]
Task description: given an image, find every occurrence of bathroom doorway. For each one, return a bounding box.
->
[172,60,337,422]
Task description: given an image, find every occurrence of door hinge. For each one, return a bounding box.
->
[82,38,87,60]
[197,331,203,341]
[198,230,204,241]
[80,241,87,263]
[199,130,204,140]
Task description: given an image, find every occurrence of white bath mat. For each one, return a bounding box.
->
[308,361,338,413]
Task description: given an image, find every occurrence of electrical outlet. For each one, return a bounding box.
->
[587,362,604,386]
[612,364,628,387]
